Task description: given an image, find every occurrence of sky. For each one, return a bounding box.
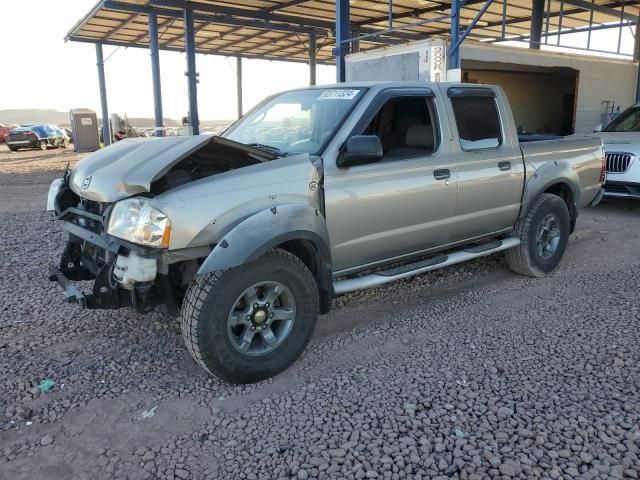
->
[0,1,635,121]
[0,0,335,121]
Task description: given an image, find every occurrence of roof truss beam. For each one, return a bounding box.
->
[265,0,311,13]
[131,16,174,42]
[563,0,638,22]
[147,0,426,42]
[95,1,324,36]
[198,25,244,48]
[161,21,209,46]
[105,12,140,38]
[68,35,332,64]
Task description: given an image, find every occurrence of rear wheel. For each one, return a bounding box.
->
[39,140,48,150]
[8,146,18,152]
[505,193,570,277]
[181,249,319,383]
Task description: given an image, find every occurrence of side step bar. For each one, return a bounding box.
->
[333,237,520,295]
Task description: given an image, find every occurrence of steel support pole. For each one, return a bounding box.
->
[351,26,361,53]
[184,5,200,135]
[529,0,545,50]
[236,56,243,118]
[309,31,317,86]
[148,11,164,136]
[95,43,111,146]
[530,0,546,49]
[635,20,640,101]
[335,0,350,82]
[448,0,461,81]
[635,20,640,62]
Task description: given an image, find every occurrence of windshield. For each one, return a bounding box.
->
[223,88,366,155]
[603,107,640,132]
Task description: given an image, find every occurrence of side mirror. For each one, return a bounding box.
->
[337,135,383,167]
[593,124,603,132]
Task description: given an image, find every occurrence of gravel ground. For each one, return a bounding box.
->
[0,143,639,480]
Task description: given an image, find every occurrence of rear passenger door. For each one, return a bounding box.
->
[445,87,523,241]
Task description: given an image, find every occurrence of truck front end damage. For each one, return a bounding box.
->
[47,135,323,316]
[48,178,189,313]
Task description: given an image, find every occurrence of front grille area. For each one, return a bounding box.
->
[605,153,633,173]
[604,183,630,194]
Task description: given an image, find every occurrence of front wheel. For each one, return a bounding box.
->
[39,140,48,150]
[181,249,319,383]
[505,193,570,277]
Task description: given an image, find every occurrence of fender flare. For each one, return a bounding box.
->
[197,202,332,277]
[520,162,580,219]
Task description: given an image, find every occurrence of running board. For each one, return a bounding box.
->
[333,237,520,295]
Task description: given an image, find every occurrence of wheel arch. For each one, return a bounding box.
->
[197,203,333,314]
[543,181,577,232]
[275,238,333,314]
[520,160,580,229]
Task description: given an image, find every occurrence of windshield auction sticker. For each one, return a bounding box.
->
[319,89,360,100]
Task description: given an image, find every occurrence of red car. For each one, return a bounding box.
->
[0,123,13,143]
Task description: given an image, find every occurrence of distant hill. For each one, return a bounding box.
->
[0,109,72,126]
[0,109,232,129]
[125,117,181,128]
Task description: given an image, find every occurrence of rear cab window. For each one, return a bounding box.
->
[448,88,502,151]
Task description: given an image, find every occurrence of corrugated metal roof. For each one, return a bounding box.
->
[67,0,640,63]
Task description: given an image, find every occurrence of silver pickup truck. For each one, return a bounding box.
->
[48,82,605,383]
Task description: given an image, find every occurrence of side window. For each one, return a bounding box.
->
[361,96,438,162]
[450,96,502,150]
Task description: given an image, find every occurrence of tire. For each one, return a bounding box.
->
[181,248,319,383]
[39,140,48,150]
[8,146,18,152]
[505,193,570,277]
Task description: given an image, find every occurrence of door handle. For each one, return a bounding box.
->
[498,161,512,171]
[434,169,451,180]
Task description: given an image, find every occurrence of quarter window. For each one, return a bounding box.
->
[450,96,502,150]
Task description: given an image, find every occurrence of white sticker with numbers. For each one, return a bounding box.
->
[318,89,360,100]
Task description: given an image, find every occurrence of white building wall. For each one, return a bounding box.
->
[460,42,638,133]
[346,39,639,134]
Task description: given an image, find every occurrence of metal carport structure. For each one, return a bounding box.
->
[67,0,640,142]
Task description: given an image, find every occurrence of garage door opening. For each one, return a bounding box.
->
[461,61,579,137]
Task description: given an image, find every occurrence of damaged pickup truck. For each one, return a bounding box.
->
[48,82,605,383]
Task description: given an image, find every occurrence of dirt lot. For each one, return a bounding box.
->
[0,143,639,480]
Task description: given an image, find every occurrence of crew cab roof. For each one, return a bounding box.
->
[283,81,496,94]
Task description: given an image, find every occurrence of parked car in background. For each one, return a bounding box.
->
[0,123,15,143]
[61,127,74,143]
[595,103,640,199]
[6,124,69,151]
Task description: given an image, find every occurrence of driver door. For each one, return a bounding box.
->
[323,88,459,274]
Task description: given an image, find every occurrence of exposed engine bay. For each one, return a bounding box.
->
[151,137,271,194]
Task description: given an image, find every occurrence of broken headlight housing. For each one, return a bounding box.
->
[107,197,171,248]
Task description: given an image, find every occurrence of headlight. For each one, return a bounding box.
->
[46,178,64,211]
[107,198,171,248]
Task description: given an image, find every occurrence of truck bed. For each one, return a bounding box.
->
[520,135,604,209]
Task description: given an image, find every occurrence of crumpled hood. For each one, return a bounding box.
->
[69,135,211,202]
[596,132,640,154]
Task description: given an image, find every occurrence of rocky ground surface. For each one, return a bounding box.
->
[0,144,639,479]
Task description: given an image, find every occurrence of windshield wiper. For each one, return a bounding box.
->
[246,143,287,157]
